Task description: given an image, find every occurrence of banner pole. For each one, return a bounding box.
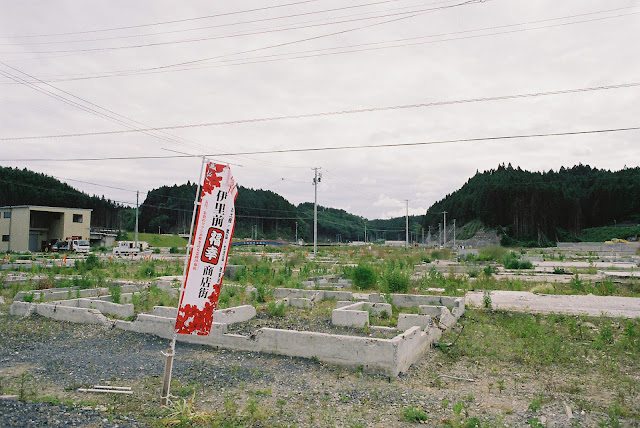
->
[160,156,207,406]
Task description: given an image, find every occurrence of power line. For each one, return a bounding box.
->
[0,0,449,48]
[2,5,633,84]
[6,0,328,38]
[2,2,476,54]
[150,0,482,71]
[2,81,637,141]
[0,61,218,155]
[1,126,637,162]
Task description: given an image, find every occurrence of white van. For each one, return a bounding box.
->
[113,241,141,256]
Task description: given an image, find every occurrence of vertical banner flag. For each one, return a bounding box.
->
[175,162,237,335]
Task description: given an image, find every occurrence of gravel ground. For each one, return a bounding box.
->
[0,303,634,427]
[0,400,146,427]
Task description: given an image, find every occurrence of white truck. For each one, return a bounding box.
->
[69,239,90,254]
[112,241,141,256]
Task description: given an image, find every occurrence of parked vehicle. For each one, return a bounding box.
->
[52,240,70,252]
[70,239,90,253]
[113,241,141,256]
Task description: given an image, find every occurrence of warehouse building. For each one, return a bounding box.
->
[0,205,91,253]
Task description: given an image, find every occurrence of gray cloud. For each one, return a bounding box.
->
[0,0,638,219]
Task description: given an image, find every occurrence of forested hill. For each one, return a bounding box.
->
[424,164,640,246]
[139,184,307,240]
[0,166,124,228]
[139,184,420,242]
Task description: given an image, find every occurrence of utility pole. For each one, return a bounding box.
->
[313,168,321,257]
[364,223,367,243]
[295,221,298,244]
[405,200,409,249]
[135,191,139,249]
[439,223,442,247]
[453,219,456,248]
[442,211,447,246]
[422,228,424,246]
[428,225,431,246]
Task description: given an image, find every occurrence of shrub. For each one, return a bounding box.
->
[83,254,101,271]
[267,300,286,317]
[382,269,409,294]
[252,284,270,303]
[351,263,378,289]
[401,406,429,423]
[109,284,121,304]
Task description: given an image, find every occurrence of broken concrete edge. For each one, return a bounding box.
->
[274,287,465,312]
[151,304,256,324]
[13,282,148,302]
[117,314,441,376]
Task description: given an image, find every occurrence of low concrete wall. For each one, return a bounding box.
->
[116,314,228,345]
[13,282,145,302]
[274,288,353,302]
[395,325,442,374]
[9,301,34,316]
[151,305,256,324]
[76,298,134,318]
[289,297,313,308]
[34,303,110,326]
[332,303,369,328]
[390,293,442,308]
[331,302,392,328]
[397,314,432,331]
[557,242,640,254]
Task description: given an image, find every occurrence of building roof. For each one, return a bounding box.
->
[0,205,93,212]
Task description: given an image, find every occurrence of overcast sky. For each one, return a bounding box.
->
[1,0,638,220]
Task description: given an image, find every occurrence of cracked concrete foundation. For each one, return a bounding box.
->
[10,284,462,376]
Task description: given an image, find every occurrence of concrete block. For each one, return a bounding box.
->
[224,265,246,281]
[96,293,133,304]
[397,314,432,331]
[390,293,441,308]
[116,314,227,342]
[438,307,457,330]
[338,279,352,287]
[152,306,178,318]
[273,288,311,299]
[419,305,443,317]
[336,300,354,309]
[10,301,34,316]
[289,297,313,308]
[301,281,315,288]
[439,296,457,308]
[35,303,110,326]
[454,297,465,317]
[332,307,369,328]
[320,290,350,301]
[369,302,392,316]
[156,280,172,292]
[77,298,134,318]
[394,325,442,374]
[213,305,256,324]
[317,279,329,287]
[368,293,385,303]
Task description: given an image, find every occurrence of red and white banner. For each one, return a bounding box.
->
[175,162,237,335]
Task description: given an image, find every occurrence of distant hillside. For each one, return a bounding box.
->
[139,184,309,240]
[0,166,126,229]
[368,215,423,242]
[139,183,425,243]
[424,164,640,246]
